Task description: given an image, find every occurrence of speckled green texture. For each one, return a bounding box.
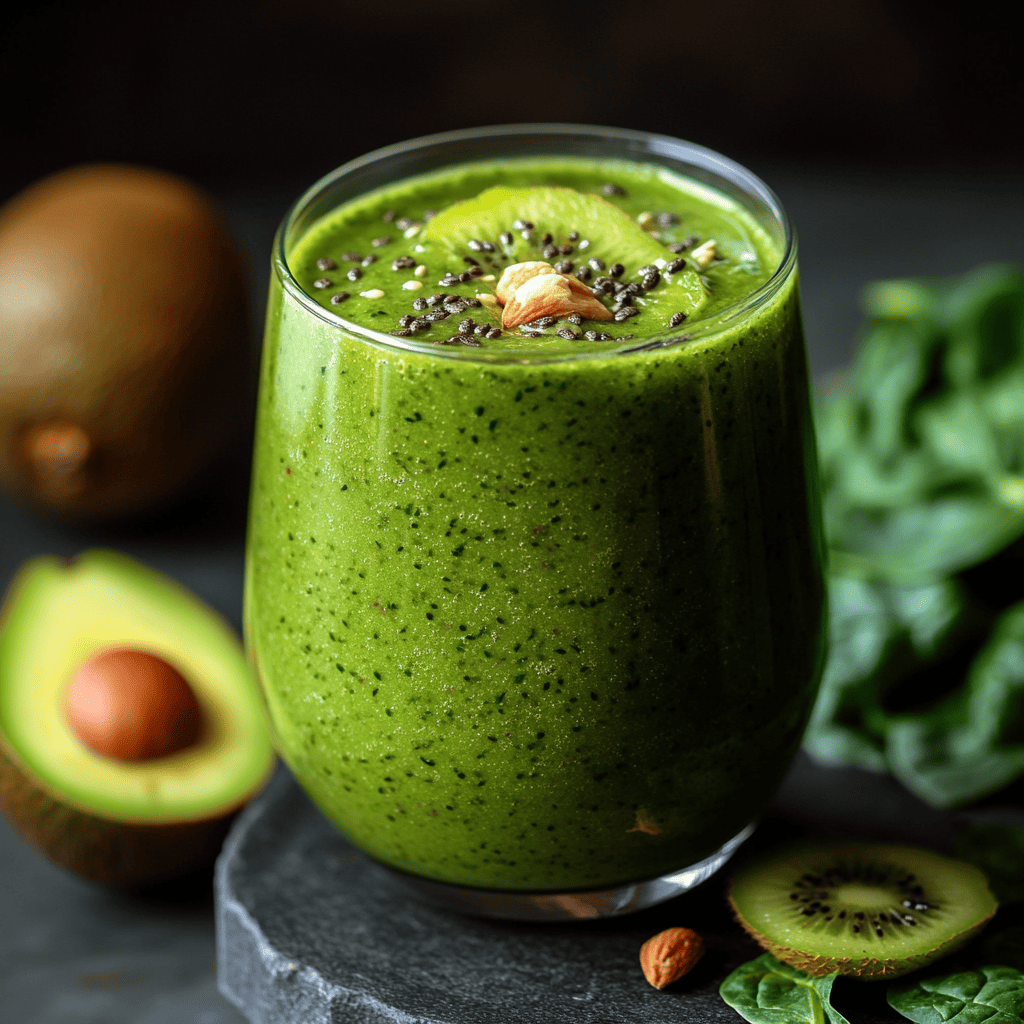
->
[244,157,827,892]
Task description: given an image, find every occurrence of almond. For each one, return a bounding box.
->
[495,261,557,304]
[497,261,613,329]
[639,927,705,990]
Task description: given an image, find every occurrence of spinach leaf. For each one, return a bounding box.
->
[954,825,1024,904]
[888,965,1024,1024]
[719,953,849,1024]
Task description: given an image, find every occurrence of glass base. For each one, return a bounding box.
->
[382,822,756,921]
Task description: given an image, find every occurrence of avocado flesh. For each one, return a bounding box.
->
[0,550,274,883]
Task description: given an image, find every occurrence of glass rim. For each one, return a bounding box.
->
[273,123,798,365]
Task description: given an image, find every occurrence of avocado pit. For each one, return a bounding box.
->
[65,648,203,762]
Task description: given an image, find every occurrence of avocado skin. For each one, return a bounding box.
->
[0,164,253,521]
[0,739,239,887]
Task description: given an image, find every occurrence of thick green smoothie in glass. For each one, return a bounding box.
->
[244,154,827,892]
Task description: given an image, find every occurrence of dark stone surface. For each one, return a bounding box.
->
[215,757,1024,1024]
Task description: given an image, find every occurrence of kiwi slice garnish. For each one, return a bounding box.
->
[424,185,708,325]
[728,841,998,980]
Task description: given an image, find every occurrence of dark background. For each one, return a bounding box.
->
[2,0,1021,198]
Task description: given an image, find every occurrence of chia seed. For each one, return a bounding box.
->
[614,307,640,321]
[542,244,558,260]
[535,316,558,328]
[398,314,416,327]
[584,330,600,340]
[412,297,428,310]
[372,236,392,248]
[558,244,574,255]
[457,271,473,283]
[468,239,486,251]
[553,259,573,274]
[682,235,700,248]
[541,232,553,245]
[463,256,479,266]
[669,311,688,327]
[575,266,592,282]
[665,258,687,274]
[460,334,482,347]
[361,254,378,266]
[474,324,489,335]
[568,231,579,242]
[588,257,606,271]
[389,328,412,337]
[667,242,687,253]
[330,292,349,305]
[656,212,680,225]
[346,267,362,281]
[392,256,416,270]
[557,328,579,340]
[499,231,513,246]
[342,251,362,262]
[313,278,332,289]
[458,318,475,334]
[382,211,395,222]
[444,297,468,313]
[512,220,533,230]
[425,309,451,321]
[520,229,533,241]
[602,183,626,196]
[395,216,415,230]
[486,327,501,338]
[642,269,660,290]
[609,263,624,278]
[316,257,337,271]
[566,312,583,325]
[464,297,482,307]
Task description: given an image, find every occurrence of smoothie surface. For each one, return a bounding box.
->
[288,157,780,357]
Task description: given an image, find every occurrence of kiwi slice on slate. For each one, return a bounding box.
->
[728,841,998,980]
[424,186,708,326]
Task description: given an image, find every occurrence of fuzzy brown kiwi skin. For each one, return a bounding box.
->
[725,895,997,980]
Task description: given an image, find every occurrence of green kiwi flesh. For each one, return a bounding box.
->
[728,841,998,980]
[424,185,708,322]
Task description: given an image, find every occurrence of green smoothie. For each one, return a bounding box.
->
[244,143,827,892]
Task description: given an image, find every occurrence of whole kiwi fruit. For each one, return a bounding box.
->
[0,164,252,520]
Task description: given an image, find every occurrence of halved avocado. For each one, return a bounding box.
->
[0,550,275,887]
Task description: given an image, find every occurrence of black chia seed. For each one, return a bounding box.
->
[512,220,533,230]
[460,334,482,347]
[614,307,640,321]
[361,254,378,266]
[330,292,349,305]
[576,266,592,282]
[667,243,687,253]
[313,278,332,289]
[568,231,579,241]
[588,257,606,271]
[665,258,687,274]
[382,210,395,222]
[389,329,412,337]
[412,297,428,310]
[541,232,553,245]
[558,244,574,255]
[425,309,451,321]
[392,256,416,270]
[682,235,700,248]
[467,240,486,251]
[557,328,579,340]
[398,314,416,327]
[553,259,573,274]
[584,330,600,340]
[642,270,660,290]
[486,327,502,338]
[458,318,475,333]
[535,316,558,328]
[342,251,362,262]
[566,312,583,325]
[316,257,337,271]
[464,297,482,307]
[372,236,392,247]
[499,231,514,246]
[346,267,362,281]
[463,256,479,266]
[609,263,624,278]
[656,212,680,226]
[602,183,626,196]
[669,311,688,327]
[542,245,558,260]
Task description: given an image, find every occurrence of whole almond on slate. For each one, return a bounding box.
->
[639,927,705,989]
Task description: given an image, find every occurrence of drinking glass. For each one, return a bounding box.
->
[243,125,827,921]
